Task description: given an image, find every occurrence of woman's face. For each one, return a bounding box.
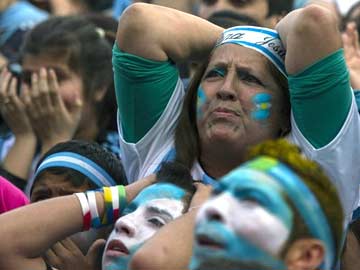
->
[21,53,84,108]
[102,183,186,270]
[191,165,293,270]
[196,44,287,157]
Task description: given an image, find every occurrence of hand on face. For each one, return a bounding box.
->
[43,237,106,270]
[25,68,83,151]
[0,68,34,137]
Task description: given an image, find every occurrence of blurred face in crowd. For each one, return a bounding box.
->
[21,53,84,108]
[102,183,186,270]
[21,52,105,140]
[196,44,287,163]
[198,0,270,26]
[190,157,327,270]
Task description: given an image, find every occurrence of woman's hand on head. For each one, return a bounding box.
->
[342,22,360,90]
[43,237,105,270]
[0,68,35,138]
[25,68,83,153]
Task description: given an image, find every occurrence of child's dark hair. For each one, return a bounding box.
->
[156,162,196,212]
[32,140,127,194]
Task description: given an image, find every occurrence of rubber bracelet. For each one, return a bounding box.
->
[75,193,91,231]
[86,191,102,228]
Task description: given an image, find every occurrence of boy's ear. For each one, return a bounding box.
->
[284,238,325,270]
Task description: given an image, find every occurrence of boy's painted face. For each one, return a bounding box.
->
[102,183,186,270]
[190,160,294,270]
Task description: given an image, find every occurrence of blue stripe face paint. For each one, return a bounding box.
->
[197,68,225,120]
[197,86,208,120]
[251,93,272,121]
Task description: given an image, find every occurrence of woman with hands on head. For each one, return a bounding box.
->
[0,15,119,183]
[115,2,360,270]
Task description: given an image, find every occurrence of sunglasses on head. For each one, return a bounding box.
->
[201,0,252,7]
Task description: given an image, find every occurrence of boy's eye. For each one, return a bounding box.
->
[148,217,165,228]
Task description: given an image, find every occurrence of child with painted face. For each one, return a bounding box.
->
[191,139,344,270]
[102,162,195,270]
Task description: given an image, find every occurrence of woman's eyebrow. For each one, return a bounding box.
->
[147,205,174,220]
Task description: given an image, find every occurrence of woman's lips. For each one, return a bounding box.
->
[105,239,130,257]
[212,107,241,117]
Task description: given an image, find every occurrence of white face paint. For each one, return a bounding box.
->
[196,193,290,255]
[102,184,186,269]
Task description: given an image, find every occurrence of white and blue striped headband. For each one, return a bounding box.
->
[216,26,287,77]
[34,152,117,187]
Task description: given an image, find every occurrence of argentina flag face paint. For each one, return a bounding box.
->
[102,183,186,270]
[251,93,272,121]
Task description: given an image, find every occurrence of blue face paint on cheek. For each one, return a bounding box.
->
[251,93,272,121]
[197,86,207,120]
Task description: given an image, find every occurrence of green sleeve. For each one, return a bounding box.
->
[112,43,179,143]
[288,49,352,148]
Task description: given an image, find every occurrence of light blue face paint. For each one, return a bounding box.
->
[190,221,286,270]
[190,156,335,270]
[197,86,207,120]
[244,157,335,270]
[251,93,272,121]
[190,166,292,270]
[217,168,293,229]
[131,183,186,205]
[104,244,142,270]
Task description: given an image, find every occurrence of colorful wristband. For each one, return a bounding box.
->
[118,185,127,213]
[100,185,127,226]
[86,191,102,228]
[111,186,120,221]
[75,193,91,231]
[102,187,113,225]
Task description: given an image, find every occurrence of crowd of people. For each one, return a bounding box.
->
[0,0,360,270]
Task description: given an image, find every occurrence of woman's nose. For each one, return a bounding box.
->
[216,89,236,101]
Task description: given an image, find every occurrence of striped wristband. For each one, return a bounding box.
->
[86,191,102,228]
[101,185,127,226]
[75,193,91,231]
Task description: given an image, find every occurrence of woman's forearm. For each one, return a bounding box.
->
[117,3,223,63]
[276,3,341,74]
